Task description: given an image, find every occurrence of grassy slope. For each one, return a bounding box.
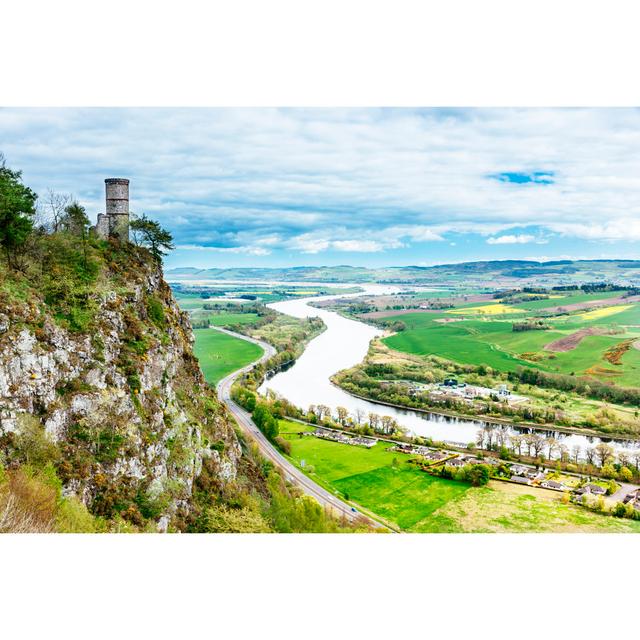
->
[278,421,640,533]
[193,329,263,384]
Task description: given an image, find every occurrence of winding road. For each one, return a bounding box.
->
[213,327,384,529]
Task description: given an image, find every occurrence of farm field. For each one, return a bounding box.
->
[173,298,210,309]
[512,290,623,311]
[193,328,263,384]
[206,312,260,326]
[448,303,524,315]
[381,293,640,386]
[278,421,640,532]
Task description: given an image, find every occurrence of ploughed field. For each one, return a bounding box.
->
[279,421,640,532]
[381,292,640,388]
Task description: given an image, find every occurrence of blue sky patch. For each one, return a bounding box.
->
[491,171,555,185]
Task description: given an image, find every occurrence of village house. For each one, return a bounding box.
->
[423,451,448,461]
[445,458,467,468]
[510,464,529,476]
[540,479,567,491]
[389,443,431,456]
[351,436,377,448]
[312,428,376,448]
[582,483,607,496]
[433,380,528,405]
[511,475,531,485]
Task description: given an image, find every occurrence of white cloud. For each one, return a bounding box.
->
[175,244,271,256]
[487,234,536,245]
[285,234,331,254]
[3,107,640,258]
[548,218,640,241]
[332,240,385,252]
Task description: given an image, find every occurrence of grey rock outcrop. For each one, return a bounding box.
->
[0,260,241,530]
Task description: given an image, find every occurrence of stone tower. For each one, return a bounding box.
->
[105,178,130,241]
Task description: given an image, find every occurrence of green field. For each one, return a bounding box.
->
[207,312,260,326]
[279,420,640,532]
[512,290,623,311]
[193,329,263,384]
[382,294,640,385]
[174,298,209,309]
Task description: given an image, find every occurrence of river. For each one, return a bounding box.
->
[259,286,640,458]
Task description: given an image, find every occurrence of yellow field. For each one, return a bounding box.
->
[576,304,633,321]
[448,303,524,315]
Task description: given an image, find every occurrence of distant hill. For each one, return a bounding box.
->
[166,259,640,287]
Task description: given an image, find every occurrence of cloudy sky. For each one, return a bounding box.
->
[1,107,639,269]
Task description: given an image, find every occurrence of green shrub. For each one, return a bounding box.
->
[134,488,167,520]
[56,496,102,532]
[274,436,291,455]
[125,338,149,355]
[146,295,166,328]
[15,415,60,467]
[205,504,271,532]
[127,373,142,393]
[613,502,627,518]
[210,439,225,453]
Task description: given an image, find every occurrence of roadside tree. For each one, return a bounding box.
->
[545,437,558,460]
[620,467,633,482]
[571,445,582,464]
[336,406,349,426]
[594,443,614,467]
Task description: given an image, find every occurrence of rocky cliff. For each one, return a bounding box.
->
[0,243,242,531]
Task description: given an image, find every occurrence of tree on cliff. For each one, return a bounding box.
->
[130,213,175,263]
[0,154,38,269]
[62,201,91,267]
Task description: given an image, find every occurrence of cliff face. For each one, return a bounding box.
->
[0,246,241,531]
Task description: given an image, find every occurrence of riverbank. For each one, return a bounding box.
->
[329,376,637,442]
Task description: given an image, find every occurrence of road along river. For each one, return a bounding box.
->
[214,327,384,529]
[259,289,640,458]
